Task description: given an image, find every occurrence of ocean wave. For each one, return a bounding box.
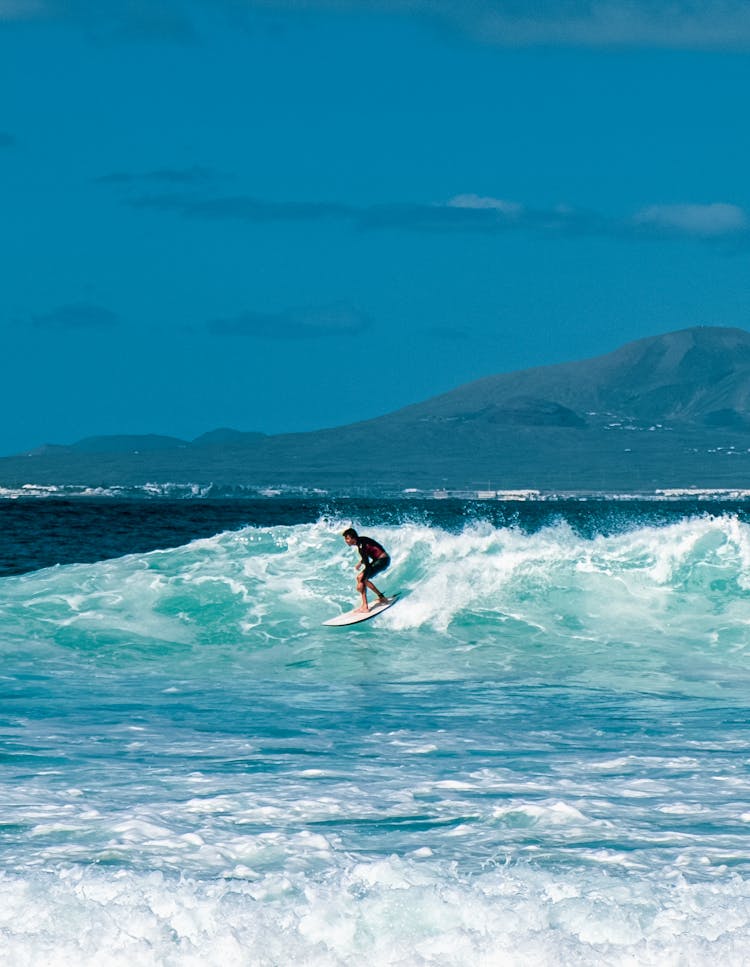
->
[0,483,330,500]
[1,514,750,696]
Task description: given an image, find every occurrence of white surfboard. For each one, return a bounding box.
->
[323,594,400,627]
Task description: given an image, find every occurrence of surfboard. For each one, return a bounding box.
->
[323,594,400,627]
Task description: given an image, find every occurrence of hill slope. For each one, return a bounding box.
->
[4,326,750,492]
[376,326,750,430]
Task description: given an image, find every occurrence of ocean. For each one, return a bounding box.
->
[2,495,750,965]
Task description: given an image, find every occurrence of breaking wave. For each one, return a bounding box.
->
[2,513,750,697]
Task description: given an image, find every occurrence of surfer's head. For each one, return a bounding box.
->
[342,528,358,545]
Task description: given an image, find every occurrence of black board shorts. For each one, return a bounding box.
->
[363,555,390,581]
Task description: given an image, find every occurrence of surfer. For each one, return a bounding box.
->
[342,528,390,612]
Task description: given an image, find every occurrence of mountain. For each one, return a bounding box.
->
[5,326,750,493]
[190,428,266,448]
[378,325,750,429]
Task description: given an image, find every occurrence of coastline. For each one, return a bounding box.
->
[4,481,750,501]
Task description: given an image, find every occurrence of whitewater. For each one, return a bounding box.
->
[2,502,750,965]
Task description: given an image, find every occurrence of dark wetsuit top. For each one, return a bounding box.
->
[357,536,390,582]
[356,537,388,565]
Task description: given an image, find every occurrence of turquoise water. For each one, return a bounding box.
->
[2,504,750,964]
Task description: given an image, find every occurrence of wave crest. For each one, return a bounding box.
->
[2,515,749,694]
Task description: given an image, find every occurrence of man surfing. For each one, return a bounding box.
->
[342,528,390,613]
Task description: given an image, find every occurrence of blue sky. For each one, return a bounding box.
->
[2,1,749,454]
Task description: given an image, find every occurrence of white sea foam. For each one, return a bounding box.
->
[1,861,750,966]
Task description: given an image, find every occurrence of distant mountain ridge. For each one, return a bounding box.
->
[377,325,750,430]
[6,326,750,492]
[28,429,268,457]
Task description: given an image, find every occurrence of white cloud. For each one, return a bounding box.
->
[446,194,523,216]
[633,203,749,237]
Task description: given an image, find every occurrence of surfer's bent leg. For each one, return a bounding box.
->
[363,556,390,605]
[356,568,370,611]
